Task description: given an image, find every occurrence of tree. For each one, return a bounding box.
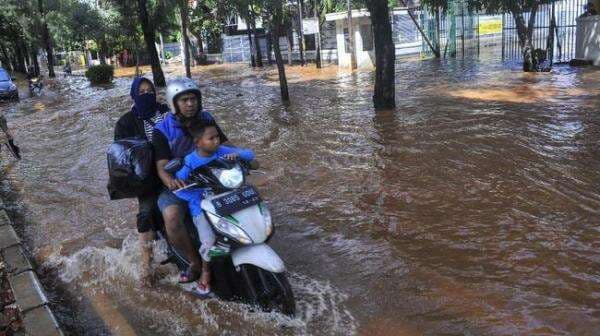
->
[292,0,306,66]
[135,0,166,86]
[37,0,56,77]
[178,0,192,78]
[364,0,396,109]
[263,0,290,102]
[312,0,322,68]
[230,0,264,67]
[189,0,222,65]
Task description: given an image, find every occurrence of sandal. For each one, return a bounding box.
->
[178,266,202,284]
[190,281,212,299]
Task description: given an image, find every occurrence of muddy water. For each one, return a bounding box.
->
[0,60,599,335]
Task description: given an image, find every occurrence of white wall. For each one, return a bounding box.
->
[336,17,375,69]
[576,16,600,65]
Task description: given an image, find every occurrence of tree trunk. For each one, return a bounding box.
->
[266,30,274,64]
[179,1,192,78]
[192,31,207,65]
[314,0,322,68]
[159,33,166,64]
[286,27,294,65]
[296,25,305,66]
[249,6,263,67]
[399,0,439,57]
[247,29,257,67]
[31,49,40,76]
[347,0,357,69]
[99,37,108,65]
[13,40,26,73]
[366,0,396,109]
[511,3,539,72]
[38,0,55,77]
[546,2,556,67]
[137,0,166,86]
[0,44,12,72]
[251,23,263,67]
[194,32,204,54]
[22,42,30,70]
[435,7,441,58]
[271,31,289,102]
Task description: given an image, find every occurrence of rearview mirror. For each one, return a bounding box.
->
[165,158,183,175]
[11,78,15,81]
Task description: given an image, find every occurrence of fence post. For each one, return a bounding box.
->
[501,14,505,60]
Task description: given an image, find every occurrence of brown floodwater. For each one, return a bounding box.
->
[0,59,599,336]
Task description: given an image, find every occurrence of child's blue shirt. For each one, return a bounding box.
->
[174,146,255,216]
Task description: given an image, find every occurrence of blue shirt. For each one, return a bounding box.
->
[174,146,255,216]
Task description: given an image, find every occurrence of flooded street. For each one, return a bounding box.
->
[0,59,599,335]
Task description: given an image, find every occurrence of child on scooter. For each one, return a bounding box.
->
[174,119,256,297]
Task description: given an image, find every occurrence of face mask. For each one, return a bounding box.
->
[133,93,157,119]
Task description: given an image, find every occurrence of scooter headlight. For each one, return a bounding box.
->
[212,166,244,189]
[206,212,252,244]
[260,203,273,236]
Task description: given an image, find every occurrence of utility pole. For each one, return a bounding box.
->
[347,0,357,69]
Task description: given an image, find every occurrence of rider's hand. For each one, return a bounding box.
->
[166,176,186,190]
[222,153,239,161]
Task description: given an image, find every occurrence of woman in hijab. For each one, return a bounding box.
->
[114,77,168,286]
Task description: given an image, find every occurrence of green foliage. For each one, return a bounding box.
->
[418,0,558,14]
[85,64,114,84]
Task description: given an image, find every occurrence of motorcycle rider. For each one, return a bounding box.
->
[113,77,168,286]
[173,119,256,296]
[153,78,231,283]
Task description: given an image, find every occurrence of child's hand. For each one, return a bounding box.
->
[222,153,239,161]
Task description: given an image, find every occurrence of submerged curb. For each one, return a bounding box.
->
[0,204,63,336]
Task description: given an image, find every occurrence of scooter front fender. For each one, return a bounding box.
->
[231,244,286,273]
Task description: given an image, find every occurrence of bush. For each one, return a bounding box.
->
[85,64,114,84]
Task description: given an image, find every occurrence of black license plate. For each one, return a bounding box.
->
[212,186,261,216]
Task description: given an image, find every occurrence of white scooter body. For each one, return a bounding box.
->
[201,192,286,274]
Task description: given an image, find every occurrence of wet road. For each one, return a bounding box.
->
[0,60,599,335]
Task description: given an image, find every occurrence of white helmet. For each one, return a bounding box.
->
[165,77,202,115]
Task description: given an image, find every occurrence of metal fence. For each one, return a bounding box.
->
[419,0,481,59]
[502,0,586,62]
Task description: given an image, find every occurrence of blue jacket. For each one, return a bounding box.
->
[155,111,218,159]
[174,146,255,216]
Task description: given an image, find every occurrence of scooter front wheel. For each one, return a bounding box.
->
[240,265,296,316]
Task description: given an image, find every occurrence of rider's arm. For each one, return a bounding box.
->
[157,159,186,190]
[153,129,185,190]
[219,146,254,162]
[114,114,135,141]
[174,159,192,181]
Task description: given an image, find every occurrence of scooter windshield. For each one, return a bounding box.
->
[212,165,244,189]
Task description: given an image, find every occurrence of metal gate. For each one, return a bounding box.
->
[502,0,586,63]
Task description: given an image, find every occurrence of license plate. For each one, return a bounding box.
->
[211,186,261,216]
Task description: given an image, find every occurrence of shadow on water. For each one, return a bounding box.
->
[0,59,599,335]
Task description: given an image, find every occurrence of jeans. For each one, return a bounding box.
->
[193,215,216,262]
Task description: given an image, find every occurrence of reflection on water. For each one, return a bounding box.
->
[0,59,599,335]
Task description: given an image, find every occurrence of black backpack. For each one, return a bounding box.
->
[107,138,160,200]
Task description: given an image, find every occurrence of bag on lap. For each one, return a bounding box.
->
[106,138,159,200]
